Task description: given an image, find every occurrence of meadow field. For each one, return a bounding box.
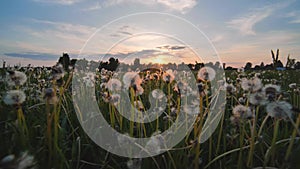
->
[0,61,300,169]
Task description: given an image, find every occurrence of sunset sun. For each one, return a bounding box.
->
[153,56,165,64]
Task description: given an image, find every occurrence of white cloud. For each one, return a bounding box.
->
[27,19,96,43]
[33,0,83,5]
[285,11,300,24]
[156,0,197,13]
[227,10,272,35]
[31,19,97,36]
[211,35,224,43]
[86,0,197,13]
[227,1,293,35]
[16,19,97,54]
[82,2,102,11]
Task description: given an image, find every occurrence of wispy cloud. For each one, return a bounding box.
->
[84,0,197,13]
[227,8,272,35]
[227,1,294,35]
[157,45,186,51]
[4,52,59,60]
[109,25,133,38]
[18,19,97,53]
[31,19,97,36]
[285,10,300,24]
[82,1,101,11]
[156,0,197,13]
[33,0,83,5]
[211,35,224,43]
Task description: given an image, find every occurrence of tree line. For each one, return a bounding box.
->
[56,49,300,71]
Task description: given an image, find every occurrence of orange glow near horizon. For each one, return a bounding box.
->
[153,56,165,64]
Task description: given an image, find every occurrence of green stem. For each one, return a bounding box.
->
[238,122,245,169]
[285,113,300,161]
[168,83,171,127]
[130,88,135,136]
[264,119,280,167]
[247,106,259,167]
[216,109,225,155]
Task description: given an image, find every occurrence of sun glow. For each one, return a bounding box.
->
[153,56,165,64]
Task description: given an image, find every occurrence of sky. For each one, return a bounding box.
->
[0,0,300,68]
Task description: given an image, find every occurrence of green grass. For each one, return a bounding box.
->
[0,67,300,169]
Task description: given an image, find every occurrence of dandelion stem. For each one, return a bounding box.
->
[264,119,280,167]
[216,109,225,155]
[130,87,135,136]
[238,122,245,169]
[258,115,269,137]
[168,83,171,127]
[285,113,300,161]
[247,106,259,167]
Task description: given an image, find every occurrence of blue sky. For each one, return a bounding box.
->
[0,0,300,67]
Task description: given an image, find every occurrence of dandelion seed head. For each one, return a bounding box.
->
[6,70,27,86]
[152,89,164,99]
[162,69,175,83]
[44,88,58,104]
[123,72,142,89]
[249,92,267,105]
[289,83,297,89]
[109,94,120,106]
[83,76,94,87]
[225,83,236,94]
[134,100,144,110]
[263,84,280,101]
[241,77,262,92]
[3,90,26,105]
[17,152,35,169]
[197,66,216,82]
[106,79,122,91]
[127,159,142,169]
[238,97,246,104]
[0,154,15,164]
[232,105,253,119]
[51,64,65,80]
[266,101,293,119]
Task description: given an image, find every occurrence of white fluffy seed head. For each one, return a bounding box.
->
[4,90,26,105]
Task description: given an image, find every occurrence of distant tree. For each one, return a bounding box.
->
[187,63,194,70]
[58,53,70,71]
[260,62,265,69]
[254,65,260,70]
[105,57,119,71]
[76,58,88,70]
[286,54,296,69]
[265,64,273,70]
[271,49,283,68]
[295,61,300,69]
[206,62,214,68]
[225,66,234,70]
[194,61,204,70]
[70,59,77,66]
[99,61,108,70]
[133,58,140,66]
[214,61,221,69]
[244,62,252,70]
[132,58,140,70]
[2,60,6,68]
